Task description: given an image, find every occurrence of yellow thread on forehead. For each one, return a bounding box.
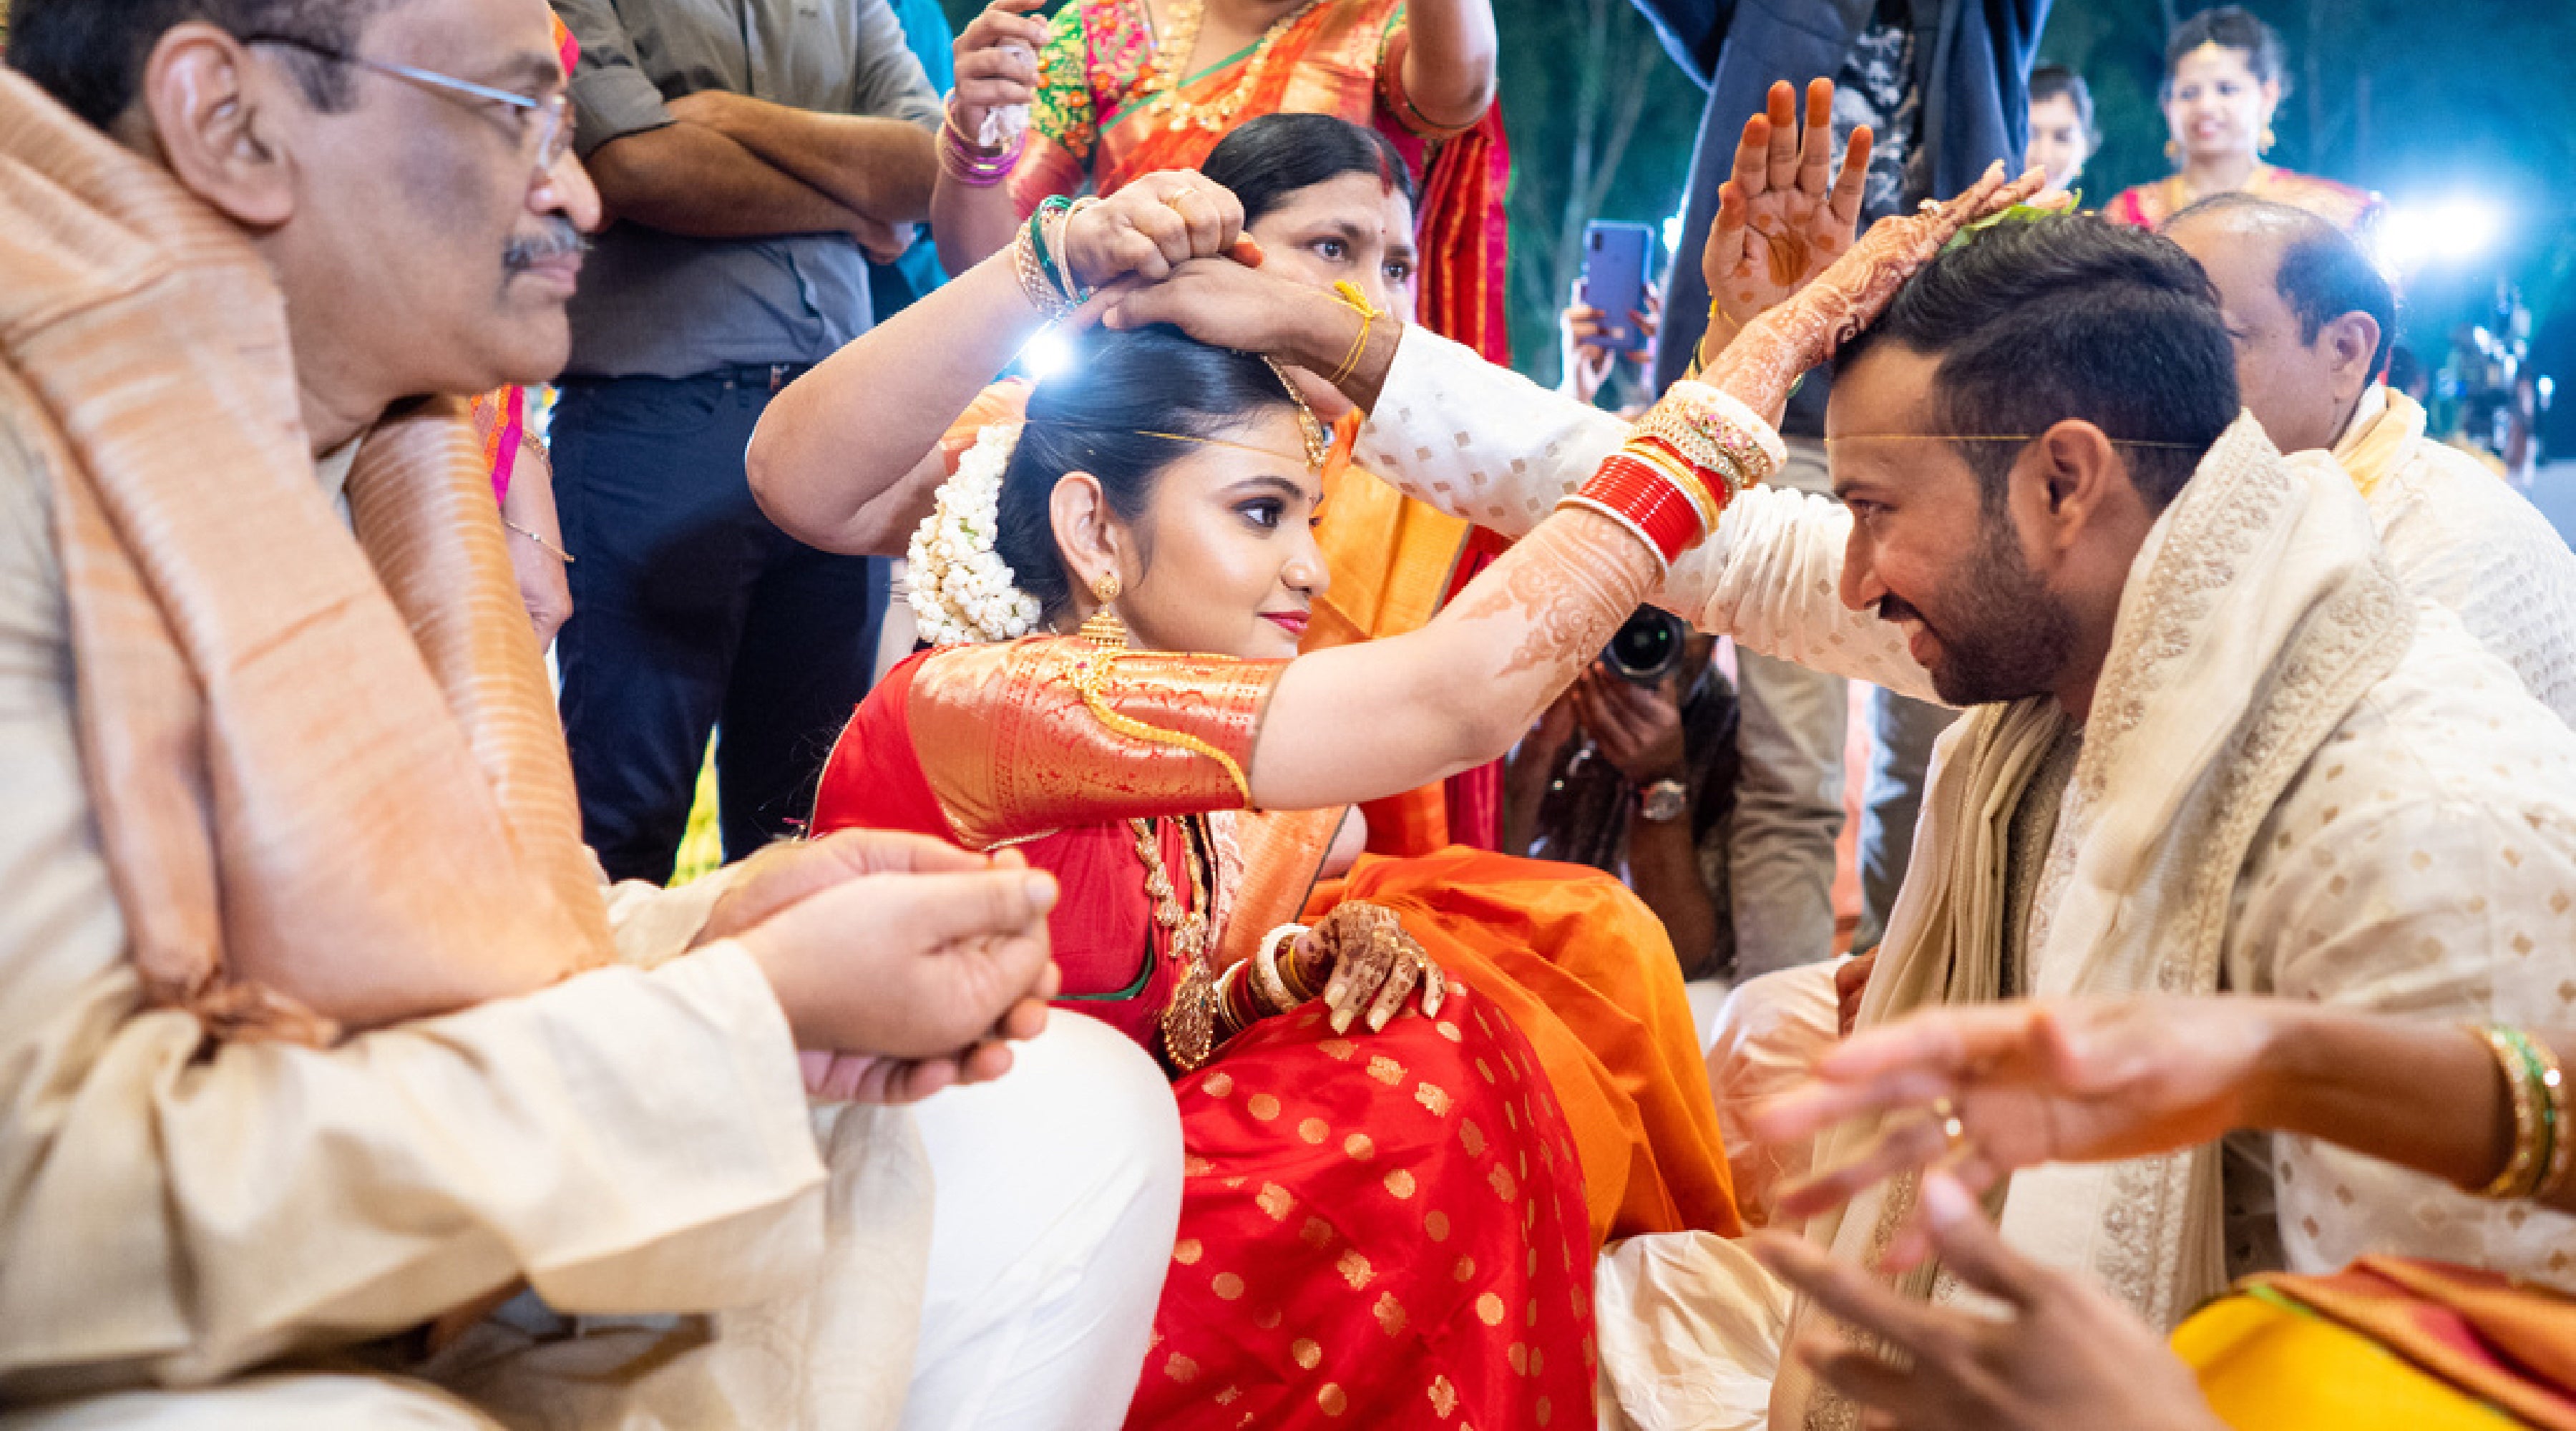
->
[1131,430,1323,471]
[1824,434,2205,449]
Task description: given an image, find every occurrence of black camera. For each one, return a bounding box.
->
[1602,607,1688,685]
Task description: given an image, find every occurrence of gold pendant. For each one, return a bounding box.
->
[1161,932,1219,1073]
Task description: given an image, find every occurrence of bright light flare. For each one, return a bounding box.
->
[2377,197,2506,272]
[1662,212,1686,259]
[1019,327,1074,379]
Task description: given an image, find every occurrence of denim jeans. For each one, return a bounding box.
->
[551,367,888,884]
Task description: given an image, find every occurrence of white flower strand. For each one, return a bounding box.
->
[907,422,1045,646]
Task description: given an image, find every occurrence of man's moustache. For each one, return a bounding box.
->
[504,220,590,272]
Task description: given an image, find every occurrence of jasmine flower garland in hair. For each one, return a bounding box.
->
[908,424,1044,645]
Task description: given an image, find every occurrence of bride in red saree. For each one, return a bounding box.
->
[762,160,2023,1427]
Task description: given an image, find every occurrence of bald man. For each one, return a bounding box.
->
[2167,195,2576,723]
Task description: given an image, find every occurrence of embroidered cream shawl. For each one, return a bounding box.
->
[1773,414,2416,1429]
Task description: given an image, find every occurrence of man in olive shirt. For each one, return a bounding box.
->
[550,0,940,881]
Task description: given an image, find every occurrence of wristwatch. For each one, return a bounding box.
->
[1636,778,1689,824]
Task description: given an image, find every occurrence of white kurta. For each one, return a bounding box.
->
[1352,332,2576,1430]
[2339,384,2576,723]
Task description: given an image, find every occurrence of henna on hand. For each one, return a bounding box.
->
[1702,162,2053,417]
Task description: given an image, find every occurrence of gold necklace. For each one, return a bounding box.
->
[1131,815,1221,1071]
[1144,0,1327,135]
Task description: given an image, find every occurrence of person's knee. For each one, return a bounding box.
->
[919,1012,1183,1235]
[1025,1012,1184,1196]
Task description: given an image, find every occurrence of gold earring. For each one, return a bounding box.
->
[2165,138,2180,162]
[1080,571,1128,649]
[2259,124,2276,154]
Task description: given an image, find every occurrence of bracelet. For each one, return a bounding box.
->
[940,101,1023,186]
[1275,926,1326,1004]
[1633,380,1786,490]
[2474,1025,2550,1198]
[1325,281,1380,386]
[1212,962,1258,1042]
[1012,215,1070,320]
[502,517,573,563]
[1029,195,1076,309]
[1253,924,1307,1012]
[1560,454,1707,569]
[2534,1030,2574,1199]
[1626,436,1729,534]
[1055,197,1101,304]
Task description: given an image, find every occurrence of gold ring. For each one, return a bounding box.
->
[1163,189,1196,213]
[1931,1096,1966,1151]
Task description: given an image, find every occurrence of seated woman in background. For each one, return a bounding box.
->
[2102,5,2379,235]
[1750,995,2576,1430]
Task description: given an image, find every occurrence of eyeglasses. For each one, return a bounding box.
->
[240,33,572,176]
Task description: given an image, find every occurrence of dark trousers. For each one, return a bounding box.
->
[552,366,888,884]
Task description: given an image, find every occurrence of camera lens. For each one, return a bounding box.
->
[1603,608,1685,684]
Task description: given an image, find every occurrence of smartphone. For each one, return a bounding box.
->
[1581,220,1655,354]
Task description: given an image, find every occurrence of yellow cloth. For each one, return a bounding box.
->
[2175,1294,2516,1430]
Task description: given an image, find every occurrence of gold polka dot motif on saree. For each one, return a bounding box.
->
[1174,1238,1204,1265]
[1133,960,1591,1430]
[1292,1338,1323,1370]
[1374,1291,1408,1337]
[1368,1055,1407,1085]
[1166,1352,1199,1383]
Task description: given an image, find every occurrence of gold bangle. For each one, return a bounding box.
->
[1274,928,1324,1005]
[2474,1025,2547,1198]
[1624,441,1724,537]
[502,517,572,563]
[1252,924,1304,1012]
[2533,1032,2574,1200]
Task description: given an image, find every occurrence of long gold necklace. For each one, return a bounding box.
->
[1144,0,1328,134]
[1131,815,1221,1071]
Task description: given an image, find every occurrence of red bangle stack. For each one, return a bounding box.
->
[1571,453,1711,567]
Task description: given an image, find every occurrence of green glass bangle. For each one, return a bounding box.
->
[1030,195,1075,302]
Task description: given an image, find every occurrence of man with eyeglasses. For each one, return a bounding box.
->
[0,0,1181,1426]
[545,0,942,889]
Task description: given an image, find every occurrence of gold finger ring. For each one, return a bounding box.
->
[1931,1095,1966,1151]
[1163,190,1195,213]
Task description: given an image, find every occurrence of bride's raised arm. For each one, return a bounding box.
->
[746,171,1258,556]
[1241,165,2041,811]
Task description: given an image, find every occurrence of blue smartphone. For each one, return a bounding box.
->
[1581,220,1655,354]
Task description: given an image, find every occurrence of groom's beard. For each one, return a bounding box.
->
[1897,520,2077,708]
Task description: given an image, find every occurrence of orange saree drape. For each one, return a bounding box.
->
[1308,849,1741,1248]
